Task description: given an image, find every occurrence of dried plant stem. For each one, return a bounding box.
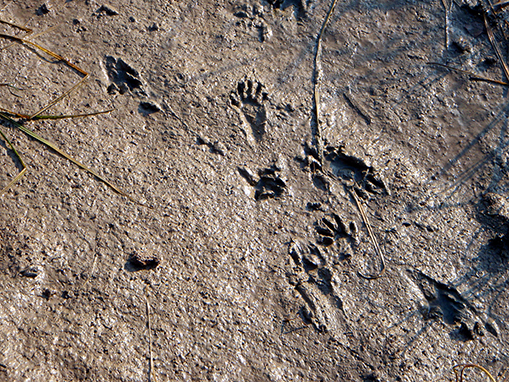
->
[441,0,450,48]
[484,13,509,82]
[312,0,338,164]
[349,185,386,279]
[453,364,497,382]
[146,296,156,382]
[428,62,509,86]
[0,20,147,206]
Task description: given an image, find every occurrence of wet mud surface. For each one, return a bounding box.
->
[1,0,509,380]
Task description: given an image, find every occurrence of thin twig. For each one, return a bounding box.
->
[326,170,386,279]
[484,13,509,82]
[427,62,509,86]
[441,0,450,48]
[312,0,338,165]
[453,364,497,382]
[146,296,155,382]
[349,184,386,279]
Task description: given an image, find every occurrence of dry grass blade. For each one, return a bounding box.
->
[0,20,147,206]
[312,0,338,164]
[349,184,386,279]
[0,32,89,118]
[0,106,113,120]
[427,62,509,86]
[0,112,140,204]
[441,0,450,48]
[326,170,386,279]
[453,364,497,382]
[0,19,31,33]
[484,12,509,82]
[146,295,156,382]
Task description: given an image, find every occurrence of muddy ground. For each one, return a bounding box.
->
[0,0,508,380]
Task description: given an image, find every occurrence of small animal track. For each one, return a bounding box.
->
[265,0,310,20]
[105,55,144,94]
[286,240,349,337]
[325,146,389,196]
[315,213,359,248]
[232,5,272,42]
[409,270,488,341]
[238,164,286,200]
[230,79,269,144]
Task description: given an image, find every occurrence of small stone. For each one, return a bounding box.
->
[139,101,162,114]
[98,5,119,16]
[128,253,160,270]
[21,267,39,278]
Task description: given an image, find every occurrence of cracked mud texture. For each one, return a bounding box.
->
[1,0,509,381]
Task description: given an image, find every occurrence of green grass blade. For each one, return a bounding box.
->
[0,125,27,195]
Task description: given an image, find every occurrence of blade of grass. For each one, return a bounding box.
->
[427,62,509,86]
[0,19,32,33]
[326,170,386,279]
[312,0,338,164]
[349,183,386,279]
[0,83,22,97]
[0,20,147,207]
[484,13,509,82]
[453,364,497,382]
[0,112,142,205]
[146,295,156,382]
[0,126,27,195]
[0,32,89,118]
[0,106,113,120]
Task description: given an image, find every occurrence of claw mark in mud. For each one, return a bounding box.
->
[230,78,269,144]
[265,0,310,20]
[409,271,487,341]
[105,56,144,94]
[232,5,272,42]
[315,213,359,248]
[286,240,351,340]
[325,146,389,196]
[238,164,286,200]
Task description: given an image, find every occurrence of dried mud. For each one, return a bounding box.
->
[0,0,509,381]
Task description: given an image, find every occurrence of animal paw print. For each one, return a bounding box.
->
[325,146,390,197]
[230,79,269,143]
[265,0,309,20]
[286,240,346,334]
[238,164,286,201]
[315,213,359,247]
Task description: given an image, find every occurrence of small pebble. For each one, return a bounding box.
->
[21,267,39,278]
[98,5,119,16]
